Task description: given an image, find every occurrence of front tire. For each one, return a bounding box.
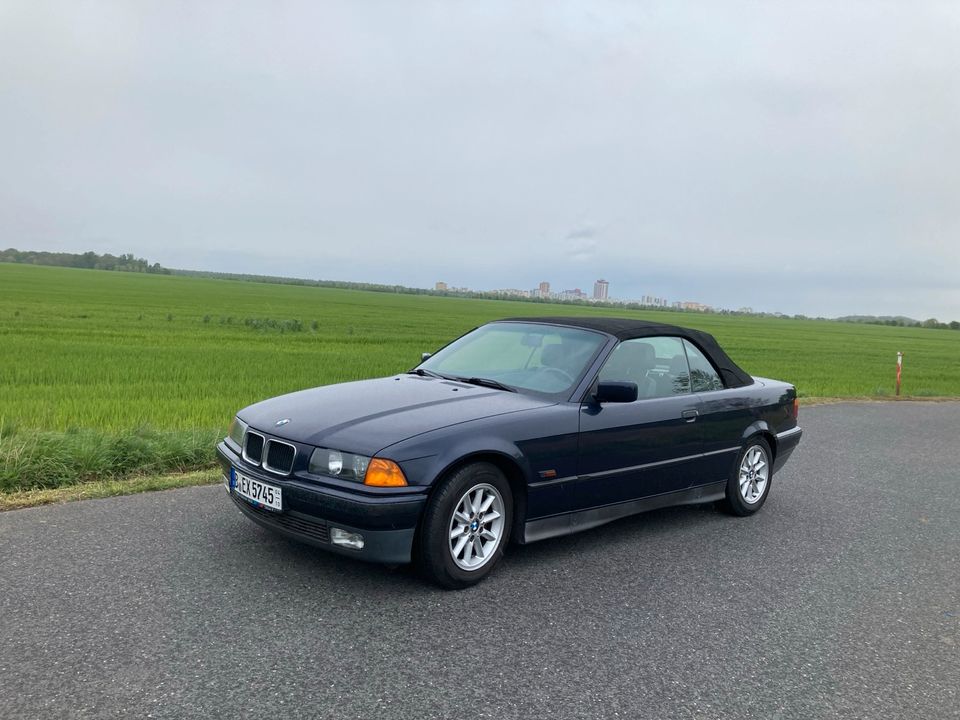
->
[417,462,513,589]
[719,437,773,516]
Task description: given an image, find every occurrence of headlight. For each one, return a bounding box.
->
[228,417,248,447]
[309,448,371,481]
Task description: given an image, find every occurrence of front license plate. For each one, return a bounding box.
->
[234,469,282,511]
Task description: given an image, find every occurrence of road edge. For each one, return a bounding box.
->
[0,469,221,512]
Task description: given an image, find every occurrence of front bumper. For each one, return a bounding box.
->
[217,442,427,564]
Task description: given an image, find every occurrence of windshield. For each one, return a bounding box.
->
[418,322,607,395]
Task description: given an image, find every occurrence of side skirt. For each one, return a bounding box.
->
[522,481,727,544]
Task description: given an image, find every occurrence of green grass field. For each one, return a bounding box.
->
[2,263,959,492]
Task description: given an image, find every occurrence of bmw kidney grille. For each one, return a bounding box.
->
[242,431,296,475]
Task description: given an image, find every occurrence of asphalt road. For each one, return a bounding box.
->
[2,402,958,719]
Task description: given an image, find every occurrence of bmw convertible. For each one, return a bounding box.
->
[217,317,802,588]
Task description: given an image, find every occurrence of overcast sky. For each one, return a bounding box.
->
[1,1,958,319]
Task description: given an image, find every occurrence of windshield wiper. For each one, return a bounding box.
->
[456,376,517,392]
[408,369,516,392]
[408,368,447,379]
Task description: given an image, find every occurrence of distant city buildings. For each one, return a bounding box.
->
[433,277,726,314]
[593,279,609,300]
[679,301,711,312]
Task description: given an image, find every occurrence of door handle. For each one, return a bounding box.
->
[681,409,699,422]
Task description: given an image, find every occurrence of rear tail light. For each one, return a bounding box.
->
[792,397,799,420]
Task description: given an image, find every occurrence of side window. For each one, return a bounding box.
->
[683,339,724,392]
[598,336,689,398]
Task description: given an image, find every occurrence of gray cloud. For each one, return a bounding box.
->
[563,225,598,263]
[1,1,959,319]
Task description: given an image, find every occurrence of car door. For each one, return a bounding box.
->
[575,336,703,513]
[681,338,754,487]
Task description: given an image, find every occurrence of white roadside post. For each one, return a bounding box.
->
[896,351,903,396]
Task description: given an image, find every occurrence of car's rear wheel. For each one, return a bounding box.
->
[417,462,513,589]
[719,437,773,516]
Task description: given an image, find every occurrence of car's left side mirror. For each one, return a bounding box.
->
[421,352,432,361]
[594,381,638,403]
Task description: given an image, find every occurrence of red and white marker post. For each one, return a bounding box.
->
[895,351,903,396]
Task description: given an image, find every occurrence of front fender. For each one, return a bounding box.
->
[382,404,580,520]
[412,437,534,490]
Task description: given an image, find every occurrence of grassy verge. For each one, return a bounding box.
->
[0,426,220,493]
[799,395,960,406]
[0,469,220,511]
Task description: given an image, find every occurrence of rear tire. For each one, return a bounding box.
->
[417,462,513,589]
[719,437,773,516]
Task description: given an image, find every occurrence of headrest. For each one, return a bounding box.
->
[541,344,565,367]
[624,342,655,367]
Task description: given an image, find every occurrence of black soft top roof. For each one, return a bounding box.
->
[501,316,754,389]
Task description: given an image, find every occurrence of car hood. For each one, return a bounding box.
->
[238,374,556,456]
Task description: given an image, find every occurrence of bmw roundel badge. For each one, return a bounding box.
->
[275,418,291,427]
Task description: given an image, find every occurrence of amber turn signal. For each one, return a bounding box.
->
[364,458,408,487]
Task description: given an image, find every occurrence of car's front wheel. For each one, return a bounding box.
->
[720,437,773,516]
[417,462,513,589]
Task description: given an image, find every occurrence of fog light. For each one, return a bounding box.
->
[330,527,364,550]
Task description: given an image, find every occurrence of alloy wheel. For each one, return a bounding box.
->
[448,483,505,571]
[738,444,769,504]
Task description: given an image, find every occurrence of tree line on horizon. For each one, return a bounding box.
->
[837,315,960,331]
[0,248,170,274]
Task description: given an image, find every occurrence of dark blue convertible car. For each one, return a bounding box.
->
[217,317,802,588]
